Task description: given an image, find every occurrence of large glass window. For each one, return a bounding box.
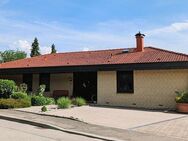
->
[117,71,134,93]
[23,74,33,91]
[39,73,50,92]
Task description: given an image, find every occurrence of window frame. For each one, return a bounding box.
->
[39,73,50,92]
[116,71,134,93]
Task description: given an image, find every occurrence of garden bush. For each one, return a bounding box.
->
[0,98,31,109]
[31,96,55,106]
[175,91,188,103]
[31,96,47,106]
[11,92,28,99]
[72,97,86,106]
[41,106,47,112]
[45,97,55,105]
[57,97,71,109]
[0,79,17,98]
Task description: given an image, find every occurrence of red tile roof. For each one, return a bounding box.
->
[0,47,188,69]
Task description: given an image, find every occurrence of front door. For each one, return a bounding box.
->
[73,72,97,102]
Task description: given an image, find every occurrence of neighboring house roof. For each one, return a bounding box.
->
[0,47,188,69]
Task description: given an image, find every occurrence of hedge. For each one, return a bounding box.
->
[31,96,55,106]
[0,98,31,109]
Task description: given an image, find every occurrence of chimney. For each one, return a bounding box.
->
[135,32,145,52]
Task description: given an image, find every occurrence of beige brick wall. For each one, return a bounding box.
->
[33,73,73,97]
[49,73,73,96]
[97,69,188,110]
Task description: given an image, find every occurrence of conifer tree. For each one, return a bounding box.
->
[51,44,57,54]
[30,37,40,57]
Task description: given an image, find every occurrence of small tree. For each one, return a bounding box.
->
[51,44,57,54]
[30,37,41,57]
[0,50,27,63]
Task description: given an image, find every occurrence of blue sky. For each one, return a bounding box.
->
[0,0,188,54]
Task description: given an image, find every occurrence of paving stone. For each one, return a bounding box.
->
[0,110,186,141]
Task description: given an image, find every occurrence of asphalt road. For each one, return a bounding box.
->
[0,119,103,141]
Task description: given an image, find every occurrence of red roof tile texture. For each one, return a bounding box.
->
[0,47,188,69]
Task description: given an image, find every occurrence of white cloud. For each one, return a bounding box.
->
[145,21,188,53]
[41,46,51,54]
[82,47,89,51]
[12,40,31,52]
[10,40,51,56]
[148,21,188,34]
[0,13,188,56]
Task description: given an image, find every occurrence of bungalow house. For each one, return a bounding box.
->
[0,32,188,110]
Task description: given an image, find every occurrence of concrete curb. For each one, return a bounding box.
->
[0,114,125,141]
[15,109,87,123]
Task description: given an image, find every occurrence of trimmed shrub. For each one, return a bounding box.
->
[0,98,31,109]
[31,96,55,106]
[0,79,17,98]
[45,97,55,105]
[57,97,71,109]
[72,97,86,106]
[11,92,28,99]
[31,96,47,106]
[41,106,47,112]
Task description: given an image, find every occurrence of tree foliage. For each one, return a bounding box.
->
[30,37,41,57]
[51,44,57,54]
[0,79,17,98]
[0,50,27,63]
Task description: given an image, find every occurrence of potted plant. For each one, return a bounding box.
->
[175,90,188,113]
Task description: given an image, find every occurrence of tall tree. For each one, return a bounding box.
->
[0,50,27,63]
[30,37,40,57]
[51,44,57,54]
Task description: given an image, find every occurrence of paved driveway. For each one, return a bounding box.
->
[18,105,186,130]
[133,116,188,140]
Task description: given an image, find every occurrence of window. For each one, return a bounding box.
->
[39,73,50,92]
[117,71,134,93]
[23,74,33,91]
